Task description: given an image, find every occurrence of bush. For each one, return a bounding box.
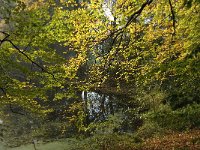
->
[144,104,200,131]
[136,121,164,139]
[70,133,137,150]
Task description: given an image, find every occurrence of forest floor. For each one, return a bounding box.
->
[0,129,199,150]
[140,129,200,150]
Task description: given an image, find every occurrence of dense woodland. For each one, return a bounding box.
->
[0,0,200,149]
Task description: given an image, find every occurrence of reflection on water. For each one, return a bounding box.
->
[0,90,134,148]
[82,91,116,121]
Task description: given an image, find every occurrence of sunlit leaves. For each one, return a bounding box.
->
[0,0,199,116]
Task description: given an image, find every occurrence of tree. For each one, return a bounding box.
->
[0,0,199,140]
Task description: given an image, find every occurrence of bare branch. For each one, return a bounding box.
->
[0,87,7,95]
[125,0,153,28]
[0,31,56,79]
[98,0,154,48]
[168,0,176,36]
[100,0,154,73]
[0,31,10,46]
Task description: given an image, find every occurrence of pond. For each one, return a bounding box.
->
[0,90,136,149]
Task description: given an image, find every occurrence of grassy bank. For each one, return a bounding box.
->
[1,129,198,150]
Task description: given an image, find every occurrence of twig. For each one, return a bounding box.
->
[0,31,10,46]
[0,31,56,79]
[0,87,25,115]
[125,0,153,28]
[97,0,154,48]
[168,0,176,36]
[101,0,154,72]
[32,139,37,150]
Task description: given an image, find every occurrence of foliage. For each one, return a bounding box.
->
[2,130,200,150]
[68,133,137,150]
[88,113,123,134]
[144,104,200,131]
[142,129,200,150]
[136,121,164,140]
[0,0,199,111]
[0,0,200,148]
[66,101,88,134]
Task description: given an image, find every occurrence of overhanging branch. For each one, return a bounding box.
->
[100,0,154,72]
[125,0,153,28]
[0,31,10,46]
[0,31,55,79]
[99,0,154,48]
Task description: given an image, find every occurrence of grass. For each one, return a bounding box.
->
[1,129,200,150]
[1,138,78,150]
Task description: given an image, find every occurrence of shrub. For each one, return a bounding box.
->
[145,104,200,131]
[70,133,137,150]
[136,121,164,139]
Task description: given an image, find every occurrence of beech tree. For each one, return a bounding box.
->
[0,0,199,122]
